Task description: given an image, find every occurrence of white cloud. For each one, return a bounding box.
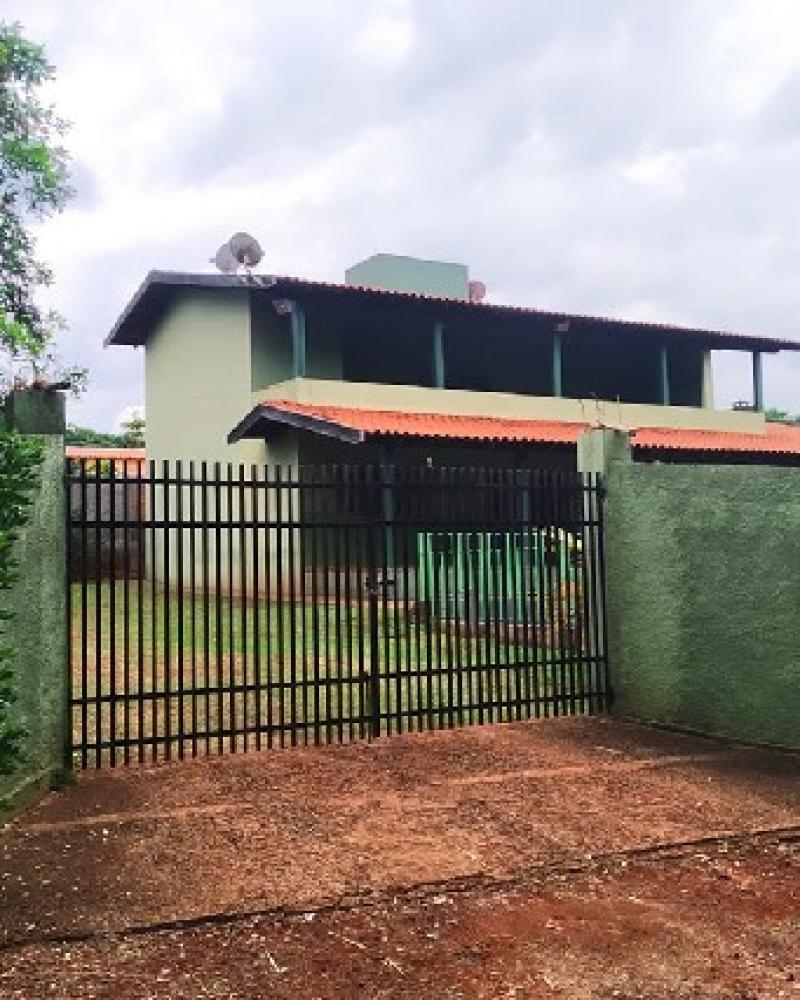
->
[6,0,800,427]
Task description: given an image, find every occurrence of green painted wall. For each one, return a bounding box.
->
[0,435,68,820]
[605,459,800,748]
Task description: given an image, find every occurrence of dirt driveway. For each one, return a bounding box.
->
[1,718,799,997]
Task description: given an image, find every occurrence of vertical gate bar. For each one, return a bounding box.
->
[122,455,130,764]
[457,472,471,729]
[544,471,558,716]
[412,468,423,732]
[252,465,262,750]
[189,461,197,756]
[447,466,466,726]
[522,469,536,720]
[227,463,235,752]
[149,461,158,760]
[288,465,297,746]
[320,467,331,744]
[136,460,145,762]
[333,467,344,744]
[79,459,88,768]
[263,465,273,749]
[163,460,172,760]
[553,471,568,716]
[298,468,308,746]
[355,469,367,740]
[214,463,224,755]
[94,458,102,768]
[532,471,545,718]
[423,512,434,732]
[310,468,321,745]
[433,469,444,730]
[365,469,381,740]
[400,469,413,733]
[239,464,248,753]
[483,470,496,725]
[108,460,117,767]
[501,468,515,722]
[201,461,210,755]
[175,460,185,758]
[469,468,482,728]
[275,466,285,749]
[264,465,273,749]
[342,468,353,742]
[378,465,390,735]
[444,469,456,730]
[390,468,402,735]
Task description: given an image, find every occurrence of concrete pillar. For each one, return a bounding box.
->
[576,426,633,477]
[0,389,69,821]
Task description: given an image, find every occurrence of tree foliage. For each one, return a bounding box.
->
[0,429,43,773]
[0,20,71,379]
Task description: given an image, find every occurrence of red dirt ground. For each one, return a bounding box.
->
[1,718,799,997]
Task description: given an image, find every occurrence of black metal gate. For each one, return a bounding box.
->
[67,460,608,767]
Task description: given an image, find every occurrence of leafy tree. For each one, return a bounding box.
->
[120,414,145,448]
[0,20,74,387]
[65,425,126,448]
[764,407,800,426]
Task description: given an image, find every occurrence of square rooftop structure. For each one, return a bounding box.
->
[345,253,469,301]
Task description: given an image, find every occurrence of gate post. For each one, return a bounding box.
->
[0,389,68,821]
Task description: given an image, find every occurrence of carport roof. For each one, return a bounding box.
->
[229,399,800,459]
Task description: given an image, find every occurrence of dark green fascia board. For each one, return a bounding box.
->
[227,404,365,445]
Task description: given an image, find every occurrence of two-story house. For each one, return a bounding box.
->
[106,252,800,470]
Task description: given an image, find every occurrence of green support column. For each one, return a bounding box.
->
[433,321,446,388]
[291,303,307,378]
[660,346,670,406]
[552,333,563,397]
[752,352,764,412]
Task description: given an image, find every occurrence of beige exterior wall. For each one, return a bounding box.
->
[260,377,766,435]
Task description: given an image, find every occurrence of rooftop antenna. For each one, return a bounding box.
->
[210,232,264,275]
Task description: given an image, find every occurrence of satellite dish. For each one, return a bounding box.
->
[228,232,264,268]
[468,279,487,304]
[211,242,239,273]
[210,232,264,273]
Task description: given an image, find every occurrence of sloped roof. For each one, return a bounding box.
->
[229,399,800,459]
[105,270,800,354]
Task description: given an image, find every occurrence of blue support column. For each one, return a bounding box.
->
[433,321,446,388]
[291,303,306,378]
[660,345,670,406]
[552,333,563,397]
[752,352,764,412]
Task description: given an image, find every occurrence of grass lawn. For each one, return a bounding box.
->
[70,581,605,764]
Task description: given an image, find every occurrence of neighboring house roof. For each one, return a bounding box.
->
[104,269,800,355]
[65,446,147,470]
[229,399,800,460]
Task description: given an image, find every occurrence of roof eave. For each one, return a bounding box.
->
[227,404,366,445]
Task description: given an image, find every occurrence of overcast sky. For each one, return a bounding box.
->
[9,0,800,429]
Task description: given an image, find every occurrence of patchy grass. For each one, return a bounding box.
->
[69,581,604,764]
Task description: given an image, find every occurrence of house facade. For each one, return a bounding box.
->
[107,253,800,471]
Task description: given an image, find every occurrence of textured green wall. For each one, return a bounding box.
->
[0,435,68,820]
[605,460,800,748]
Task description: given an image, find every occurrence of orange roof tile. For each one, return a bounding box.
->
[262,400,588,444]
[632,421,800,455]
[246,400,800,458]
